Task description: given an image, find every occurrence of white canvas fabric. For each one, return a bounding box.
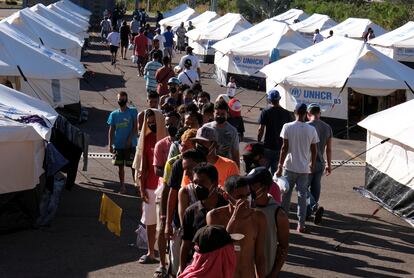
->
[321,17,387,39]
[59,0,91,17]
[159,8,197,32]
[163,4,189,19]
[369,21,414,62]
[271,9,309,25]
[30,4,88,39]
[4,8,83,60]
[291,14,337,34]
[260,36,414,119]
[53,0,90,20]
[213,19,310,77]
[48,3,90,30]
[185,11,218,29]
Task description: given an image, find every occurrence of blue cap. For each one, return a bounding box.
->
[168,77,181,85]
[267,89,281,101]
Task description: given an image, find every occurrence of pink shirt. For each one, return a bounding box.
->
[153,136,172,168]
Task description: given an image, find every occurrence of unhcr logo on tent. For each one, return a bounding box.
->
[234,56,242,64]
[291,87,301,97]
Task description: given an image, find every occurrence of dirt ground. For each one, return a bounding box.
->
[0,37,413,278]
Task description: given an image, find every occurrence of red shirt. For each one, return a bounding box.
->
[134,34,148,56]
[155,66,175,96]
[144,133,158,190]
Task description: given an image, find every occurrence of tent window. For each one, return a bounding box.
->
[52,79,61,103]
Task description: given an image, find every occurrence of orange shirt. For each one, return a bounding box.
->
[181,156,239,188]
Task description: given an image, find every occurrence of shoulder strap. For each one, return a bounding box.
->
[183,72,193,84]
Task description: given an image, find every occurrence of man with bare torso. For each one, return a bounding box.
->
[207,175,266,278]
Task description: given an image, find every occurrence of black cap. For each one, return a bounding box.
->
[193,225,233,254]
[244,166,273,186]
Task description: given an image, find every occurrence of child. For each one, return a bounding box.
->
[226,76,237,98]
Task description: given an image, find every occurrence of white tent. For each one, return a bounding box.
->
[163,4,189,19]
[260,36,414,120]
[48,3,90,30]
[0,84,58,194]
[4,8,84,60]
[271,9,309,25]
[30,4,88,39]
[321,17,387,40]
[0,22,85,108]
[213,19,311,87]
[291,13,337,41]
[369,21,414,63]
[159,7,197,32]
[357,100,414,227]
[186,13,252,62]
[185,11,219,29]
[57,0,92,18]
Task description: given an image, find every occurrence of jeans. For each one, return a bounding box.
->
[264,148,280,175]
[307,169,324,214]
[281,169,309,226]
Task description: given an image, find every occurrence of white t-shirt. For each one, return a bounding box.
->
[178,69,199,86]
[154,34,166,51]
[313,33,324,44]
[280,121,319,173]
[107,32,121,46]
[227,81,237,97]
[179,54,200,72]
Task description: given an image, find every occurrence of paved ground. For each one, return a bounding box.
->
[0,8,19,19]
[0,38,413,278]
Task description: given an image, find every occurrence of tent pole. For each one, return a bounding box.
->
[404,81,414,95]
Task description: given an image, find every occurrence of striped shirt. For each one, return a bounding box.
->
[144,61,162,92]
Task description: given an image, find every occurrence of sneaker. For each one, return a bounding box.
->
[296,225,306,233]
[314,206,325,225]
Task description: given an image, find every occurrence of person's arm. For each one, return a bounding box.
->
[108,125,114,153]
[179,239,192,274]
[269,209,289,278]
[137,112,144,132]
[127,113,137,148]
[257,124,265,142]
[232,132,240,168]
[159,181,169,234]
[310,143,317,173]
[165,187,178,239]
[325,137,332,176]
[133,38,136,53]
[276,139,289,177]
[255,212,267,278]
[178,188,190,226]
[139,148,149,203]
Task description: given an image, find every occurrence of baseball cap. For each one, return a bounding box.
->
[242,143,265,159]
[215,94,230,104]
[307,103,321,113]
[267,89,281,101]
[191,125,218,143]
[228,98,242,117]
[193,225,233,254]
[186,46,193,51]
[184,59,192,67]
[294,103,307,114]
[244,166,273,187]
[168,77,181,85]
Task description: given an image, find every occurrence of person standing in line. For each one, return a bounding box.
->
[154,29,166,54]
[178,46,201,78]
[257,89,292,175]
[156,11,164,28]
[130,15,140,39]
[313,29,324,44]
[133,27,148,76]
[306,103,332,224]
[107,26,121,65]
[144,52,163,94]
[100,16,112,42]
[140,8,148,27]
[149,39,163,64]
[178,59,199,87]
[163,26,174,59]
[175,22,187,53]
[107,92,137,194]
[155,56,175,97]
[138,91,159,132]
[276,103,319,233]
[226,76,237,98]
[119,20,131,60]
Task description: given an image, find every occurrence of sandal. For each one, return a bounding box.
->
[138,254,159,264]
[154,266,168,278]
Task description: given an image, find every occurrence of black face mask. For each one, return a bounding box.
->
[215,116,226,124]
[167,125,178,137]
[196,143,210,157]
[118,99,127,107]
[148,124,157,133]
[169,87,177,94]
[195,184,210,201]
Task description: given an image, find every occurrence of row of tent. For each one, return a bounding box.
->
[161,5,414,121]
[0,0,91,233]
[0,1,92,112]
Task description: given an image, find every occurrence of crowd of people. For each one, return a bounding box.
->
[104,12,333,278]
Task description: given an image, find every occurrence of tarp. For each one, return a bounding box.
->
[159,7,197,32]
[213,19,310,78]
[321,17,387,39]
[290,13,337,35]
[58,0,92,17]
[48,3,90,30]
[30,4,88,39]
[4,8,84,60]
[163,3,189,19]
[271,9,309,25]
[260,36,414,119]
[369,21,414,62]
[357,100,414,227]
[185,11,218,29]
[53,0,90,20]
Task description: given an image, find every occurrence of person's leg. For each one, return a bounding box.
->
[140,189,158,261]
[310,170,323,206]
[118,165,125,192]
[156,201,167,271]
[123,46,127,59]
[296,173,309,228]
[281,169,296,215]
[170,228,182,275]
[146,224,157,258]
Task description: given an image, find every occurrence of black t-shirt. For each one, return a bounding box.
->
[120,25,131,41]
[182,195,228,241]
[168,158,183,228]
[228,116,245,135]
[259,106,292,151]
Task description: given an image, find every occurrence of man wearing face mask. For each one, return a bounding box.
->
[197,91,211,111]
[179,163,228,274]
[107,91,138,194]
[160,77,182,108]
[204,100,240,168]
[246,167,290,278]
[186,126,239,188]
[206,176,267,278]
[138,91,159,132]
